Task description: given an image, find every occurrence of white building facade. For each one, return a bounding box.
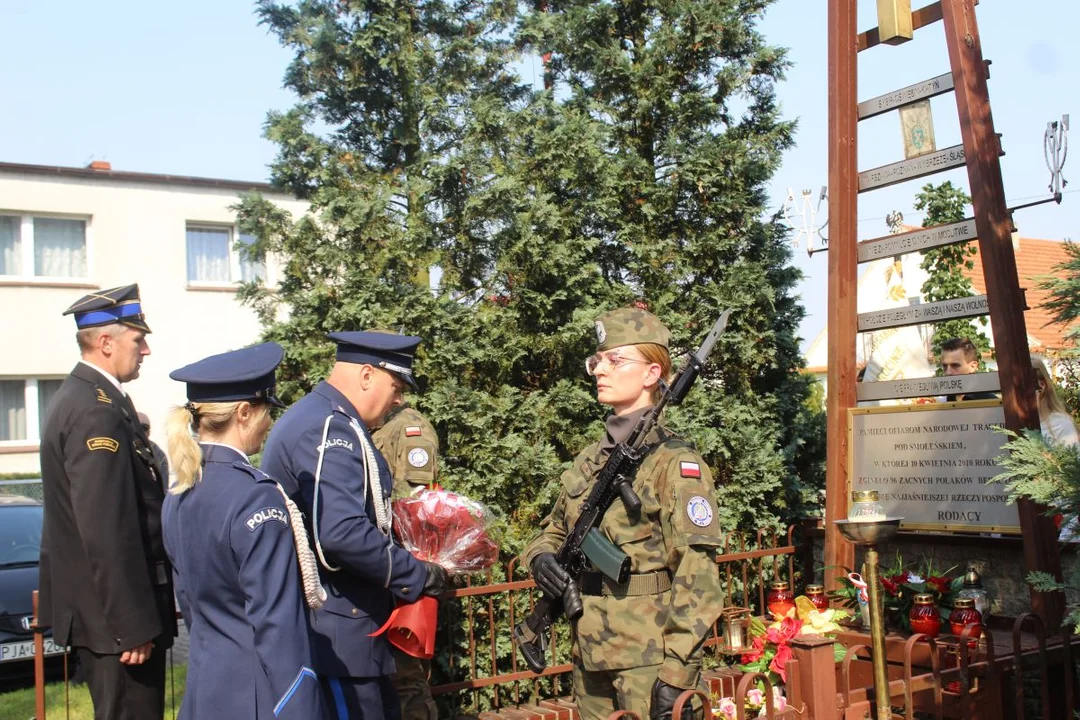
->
[0,160,307,474]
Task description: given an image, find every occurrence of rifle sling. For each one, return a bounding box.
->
[579,569,672,597]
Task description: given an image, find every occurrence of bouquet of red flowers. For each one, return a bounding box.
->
[392,488,500,572]
[372,488,500,658]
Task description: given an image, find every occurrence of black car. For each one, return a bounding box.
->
[0,494,66,682]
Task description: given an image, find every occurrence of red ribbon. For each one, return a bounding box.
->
[369,596,438,659]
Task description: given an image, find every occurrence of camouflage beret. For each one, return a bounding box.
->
[594,307,671,351]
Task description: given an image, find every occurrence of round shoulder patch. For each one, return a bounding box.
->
[686,495,714,528]
[407,447,430,468]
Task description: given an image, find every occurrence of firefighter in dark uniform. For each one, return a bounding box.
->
[261,332,449,719]
[161,342,327,720]
[373,404,440,719]
[38,284,177,720]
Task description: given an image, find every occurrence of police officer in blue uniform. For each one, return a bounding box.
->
[161,343,327,720]
[261,332,449,720]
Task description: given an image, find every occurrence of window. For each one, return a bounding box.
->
[0,379,63,445]
[0,214,88,279]
[186,226,266,285]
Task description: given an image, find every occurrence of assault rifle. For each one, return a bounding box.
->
[512,309,732,674]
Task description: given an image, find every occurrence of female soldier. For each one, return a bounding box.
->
[524,308,724,720]
[162,343,326,719]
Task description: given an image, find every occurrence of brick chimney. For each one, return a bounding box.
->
[87,160,112,171]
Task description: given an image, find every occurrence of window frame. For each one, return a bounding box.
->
[185,223,268,290]
[0,212,94,284]
[0,377,65,450]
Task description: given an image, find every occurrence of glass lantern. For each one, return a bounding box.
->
[949,598,983,641]
[848,490,886,521]
[909,592,941,638]
[766,580,795,618]
[957,567,991,622]
[805,584,829,612]
[720,607,751,653]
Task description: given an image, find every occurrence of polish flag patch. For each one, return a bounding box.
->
[680,461,701,478]
[405,426,422,437]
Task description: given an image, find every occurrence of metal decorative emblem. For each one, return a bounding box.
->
[781,186,829,257]
[1045,114,1069,202]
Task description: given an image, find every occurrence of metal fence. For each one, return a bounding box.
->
[0,478,43,503]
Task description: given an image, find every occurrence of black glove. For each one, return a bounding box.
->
[422,561,449,598]
[650,679,697,720]
[531,553,570,598]
[561,576,584,620]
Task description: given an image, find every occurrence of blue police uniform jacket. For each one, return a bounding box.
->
[162,444,325,719]
[261,381,428,678]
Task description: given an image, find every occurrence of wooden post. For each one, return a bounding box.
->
[825,0,858,589]
[790,635,839,717]
[33,590,46,720]
[940,0,1064,628]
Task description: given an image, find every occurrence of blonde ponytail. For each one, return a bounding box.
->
[166,405,202,493]
[166,400,259,493]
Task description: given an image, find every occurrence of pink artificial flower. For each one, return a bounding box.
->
[715,697,737,719]
[772,686,788,711]
[745,688,765,707]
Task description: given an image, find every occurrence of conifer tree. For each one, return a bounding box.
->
[237,0,822,553]
[915,181,992,364]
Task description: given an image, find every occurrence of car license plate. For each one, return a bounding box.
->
[0,638,67,663]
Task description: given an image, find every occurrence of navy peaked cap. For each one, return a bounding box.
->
[169,342,286,408]
[63,284,151,333]
[329,330,421,390]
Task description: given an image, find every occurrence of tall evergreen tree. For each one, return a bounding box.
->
[237,0,820,557]
[515,0,817,530]
[915,181,992,364]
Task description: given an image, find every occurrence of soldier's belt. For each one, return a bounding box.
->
[579,569,671,597]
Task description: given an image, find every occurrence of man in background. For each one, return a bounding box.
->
[940,336,998,401]
[137,411,170,491]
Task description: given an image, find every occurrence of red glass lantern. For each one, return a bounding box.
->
[767,580,794,618]
[908,593,941,638]
[805,584,829,612]
[949,598,983,640]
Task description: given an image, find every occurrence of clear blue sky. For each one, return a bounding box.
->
[1,0,1075,352]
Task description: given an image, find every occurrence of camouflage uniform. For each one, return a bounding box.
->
[523,308,724,720]
[373,405,440,720]
[375,405,440,498]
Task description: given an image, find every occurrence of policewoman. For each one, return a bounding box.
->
[261,332,448,719]
[523,308,724,720]
[161,343,326,720]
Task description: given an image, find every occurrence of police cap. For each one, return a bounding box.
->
[63,284,151,333]
[329,331,421,391]
[593,307,670,352]
[169,342,286,408]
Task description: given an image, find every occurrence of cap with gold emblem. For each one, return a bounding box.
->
[593,307,670,352]
[62,284,151,333]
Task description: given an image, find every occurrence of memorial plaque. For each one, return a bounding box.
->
[849,401,1020,532]
[858,72,954,120]
[859,144,966,192]
[858,294,988,332]
[857,372,1000,402]
[858,218,977,262]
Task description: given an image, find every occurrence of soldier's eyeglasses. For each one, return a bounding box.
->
[585,352,648,376]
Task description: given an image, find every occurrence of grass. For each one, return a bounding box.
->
[0,663,187,720]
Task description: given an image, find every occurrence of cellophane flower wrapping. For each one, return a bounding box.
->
[392,488,500,574]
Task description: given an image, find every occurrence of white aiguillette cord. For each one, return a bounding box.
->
[273,482,327,610]
[312,410,394,585]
